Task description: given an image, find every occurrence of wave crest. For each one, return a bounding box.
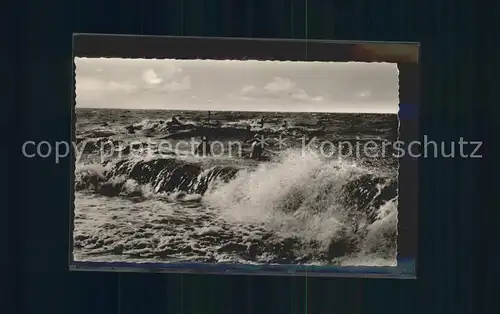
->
[75,150,398,262]
[75,157,238,197]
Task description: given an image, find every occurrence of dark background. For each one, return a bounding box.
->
[8,0,495,313]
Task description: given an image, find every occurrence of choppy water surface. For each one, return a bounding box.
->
[74,108,399,266]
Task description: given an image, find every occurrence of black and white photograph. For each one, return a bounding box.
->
[73,57,400,268]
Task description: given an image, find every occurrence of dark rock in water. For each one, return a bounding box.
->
[325,236,358,259]
[96,181,123,197]
[125,125,135,134]
[218,243,247,253]
[246,243,259,260]
[111,244,124,255]
[124,190,143,198]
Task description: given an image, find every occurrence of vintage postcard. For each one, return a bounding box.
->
[71,35,419,278]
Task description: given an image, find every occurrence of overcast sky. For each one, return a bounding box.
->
[75,57,399,113]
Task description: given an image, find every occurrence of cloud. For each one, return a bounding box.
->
[142,69,163,85]
[162,63,183,78]
[358,91,371,98]
[241,85,256,92]
[264,77,296,92]
[161,76,191,92]
[292,89,324,101]
[76,77,136,93]
[143,64,182,85]
[241,77,323,102]
[142,66,189,92]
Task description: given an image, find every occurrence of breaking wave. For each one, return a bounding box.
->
[75,149,398,263]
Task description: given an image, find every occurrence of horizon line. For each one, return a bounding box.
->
[74,105,398,115]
